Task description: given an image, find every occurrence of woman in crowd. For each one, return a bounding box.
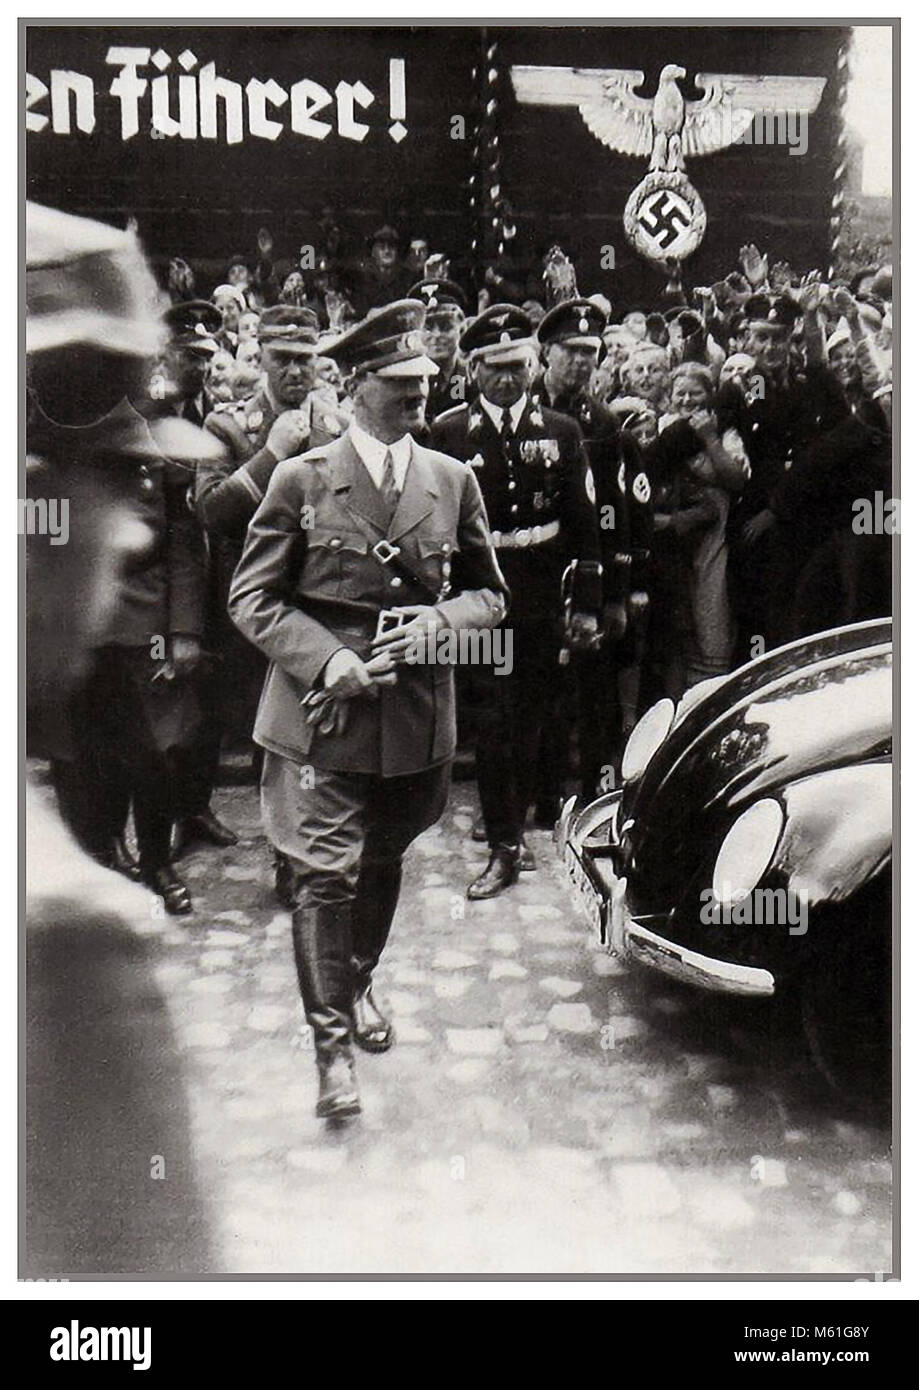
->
[211,283,247,352]
[641,363,748,701]
[660,363,750,687]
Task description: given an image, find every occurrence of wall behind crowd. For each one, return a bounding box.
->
[26,24,848,308]
[25,26,478,264]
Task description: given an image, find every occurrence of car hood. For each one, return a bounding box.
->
[622,619,892,907]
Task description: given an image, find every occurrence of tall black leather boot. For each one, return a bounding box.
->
[291,902,360,1118]
[350,861,400,1053]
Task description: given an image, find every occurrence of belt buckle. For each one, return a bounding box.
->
[516,527,532,548]
[372,538,401,564]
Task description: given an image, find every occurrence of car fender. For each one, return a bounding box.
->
[773,762,891,907]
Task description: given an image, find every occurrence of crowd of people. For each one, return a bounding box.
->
[30,219,895,911]
[26,203,894,1123]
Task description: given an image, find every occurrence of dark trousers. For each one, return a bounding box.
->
[261,753,451,1006]
[474,619,564,847]
[174,658,224,818]
[52,647,196,873]
[261,752,450,906]
[572,642,620,801]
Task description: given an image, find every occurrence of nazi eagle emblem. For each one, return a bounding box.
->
[511,63,826,265]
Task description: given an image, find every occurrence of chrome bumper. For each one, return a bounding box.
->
[556,793,775,999]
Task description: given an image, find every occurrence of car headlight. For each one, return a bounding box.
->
[621,698,675,783]
[712,799,785,905]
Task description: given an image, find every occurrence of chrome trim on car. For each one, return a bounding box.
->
[557,788,775,997]
[625,923,775,997]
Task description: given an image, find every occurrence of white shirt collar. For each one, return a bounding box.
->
[348,419,412,491]
[480,393,528,434]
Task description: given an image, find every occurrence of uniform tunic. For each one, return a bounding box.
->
[431,394,601,841]
[228,430,507,900]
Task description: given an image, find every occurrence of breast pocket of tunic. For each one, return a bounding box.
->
[301,527,370,597]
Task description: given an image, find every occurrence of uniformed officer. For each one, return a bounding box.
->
[147,299,223,428]
[408,278,469,423]
[33,397,210,915]
[140,300,240,856]
[726,292,838,654]
[26,204,214,1271]
[193,307,347,872]
[200,305,347,537]
[431,304,602,898]
[533,299,652,796]
[228,299,507,1119]
[27,207,216,915]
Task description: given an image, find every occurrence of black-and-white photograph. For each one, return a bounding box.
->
[22,19,895,1280]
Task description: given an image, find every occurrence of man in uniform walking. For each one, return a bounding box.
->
[229,300,507,1119]
[432,305,602,899]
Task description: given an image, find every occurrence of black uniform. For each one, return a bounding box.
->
[43,401,207,877]
[530,375,653,795]
[141,371,222,826]
[771,379,891,640]
[426,355,468,422]
[721,364,847,655]
[432,392,601,844]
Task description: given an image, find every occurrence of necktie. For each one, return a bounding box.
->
[379,447,400,520]
[500,407,515,460]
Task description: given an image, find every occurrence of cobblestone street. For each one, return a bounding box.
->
[110,776,892,1278]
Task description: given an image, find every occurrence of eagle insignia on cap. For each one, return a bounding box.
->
[492,313,509,328]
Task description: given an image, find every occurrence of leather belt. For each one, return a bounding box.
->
[490,520,560,549]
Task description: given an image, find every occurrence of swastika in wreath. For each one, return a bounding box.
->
[637,191,692,249]
[623,170,706,265]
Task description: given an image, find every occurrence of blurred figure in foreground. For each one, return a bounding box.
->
[25,202,214,1273]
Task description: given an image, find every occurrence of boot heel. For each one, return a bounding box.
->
[316,1051,361,1118]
